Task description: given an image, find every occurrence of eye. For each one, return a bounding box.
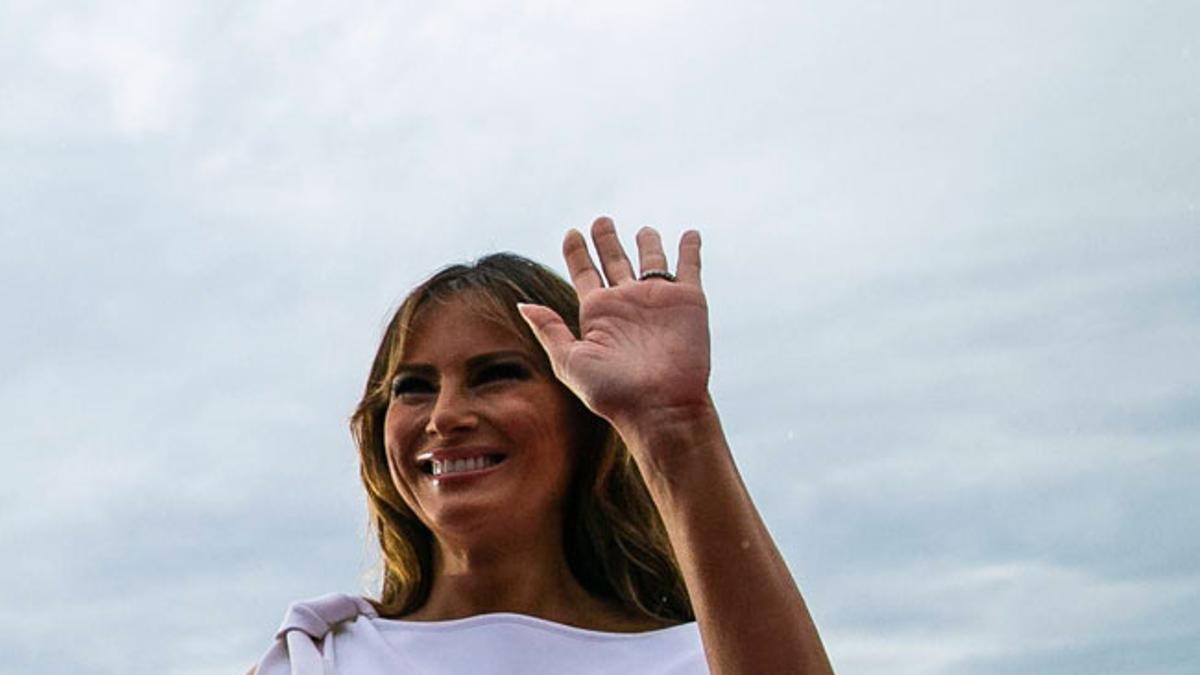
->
[391,374,434,397]
[473,362,530,385]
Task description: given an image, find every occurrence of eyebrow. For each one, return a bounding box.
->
[394,350,533,374]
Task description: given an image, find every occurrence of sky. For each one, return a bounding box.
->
[1,1,1197,673]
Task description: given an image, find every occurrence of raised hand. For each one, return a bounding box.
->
[518,217,713,438]
[524,218,834,675]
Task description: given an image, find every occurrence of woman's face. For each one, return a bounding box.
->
[383,293,579,542]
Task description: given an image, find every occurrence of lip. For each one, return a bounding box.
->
[429,459,505,486]
[414,446,509,483]
[414,446,507,464]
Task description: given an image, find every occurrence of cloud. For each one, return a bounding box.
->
[823,561,1200,675]
[1,1,1196,673]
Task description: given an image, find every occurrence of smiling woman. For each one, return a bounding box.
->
[368,283,688,629]
[249,218,834,674]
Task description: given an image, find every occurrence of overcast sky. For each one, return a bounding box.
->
[1,1,1197,673]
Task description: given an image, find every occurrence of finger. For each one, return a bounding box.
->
[635,226,670,278]
[562,229,603,296]
[676,230,702,287]
[590,216,636,286]
[516,303,576,380]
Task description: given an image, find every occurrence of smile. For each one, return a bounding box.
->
[420,453,507,477]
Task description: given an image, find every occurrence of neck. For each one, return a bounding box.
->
[402,528,660,632]
[414,527,587,621]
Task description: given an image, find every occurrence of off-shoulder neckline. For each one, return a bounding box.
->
[373,611,695,640]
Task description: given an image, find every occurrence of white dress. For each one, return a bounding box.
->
[255,593,710,675]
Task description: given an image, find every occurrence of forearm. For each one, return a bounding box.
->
[621,404,834,675]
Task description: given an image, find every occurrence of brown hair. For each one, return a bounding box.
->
[350,253,694,622]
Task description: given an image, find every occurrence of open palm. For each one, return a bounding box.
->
[519,217,712,433]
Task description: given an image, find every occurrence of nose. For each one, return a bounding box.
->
[424,386,478,437]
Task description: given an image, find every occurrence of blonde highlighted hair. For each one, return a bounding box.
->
[350,253,693,621]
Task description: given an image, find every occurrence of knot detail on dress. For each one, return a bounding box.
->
[276,593,379,641]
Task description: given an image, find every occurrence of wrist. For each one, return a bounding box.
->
[614,397,729,487]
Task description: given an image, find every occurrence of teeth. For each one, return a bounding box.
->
[431,455,496,477]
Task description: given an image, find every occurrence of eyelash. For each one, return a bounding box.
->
[390,375,433,396]
[390,363,530,398]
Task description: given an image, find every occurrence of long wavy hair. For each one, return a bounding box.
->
[350,253,694,623]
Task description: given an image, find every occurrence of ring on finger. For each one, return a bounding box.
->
[638,269,676,282]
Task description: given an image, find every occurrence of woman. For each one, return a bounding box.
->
[252,218,834,674]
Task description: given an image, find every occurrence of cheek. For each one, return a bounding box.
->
[383,403,420,454]
[383,446,427,525]
[382,407,422,498]
[530,400,582,472]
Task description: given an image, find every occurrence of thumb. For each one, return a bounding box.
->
[516,303,576,376]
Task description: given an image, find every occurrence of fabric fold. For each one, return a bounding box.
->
[257,593,378,675]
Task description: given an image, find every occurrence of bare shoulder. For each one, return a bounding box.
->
[244,667,256,675]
